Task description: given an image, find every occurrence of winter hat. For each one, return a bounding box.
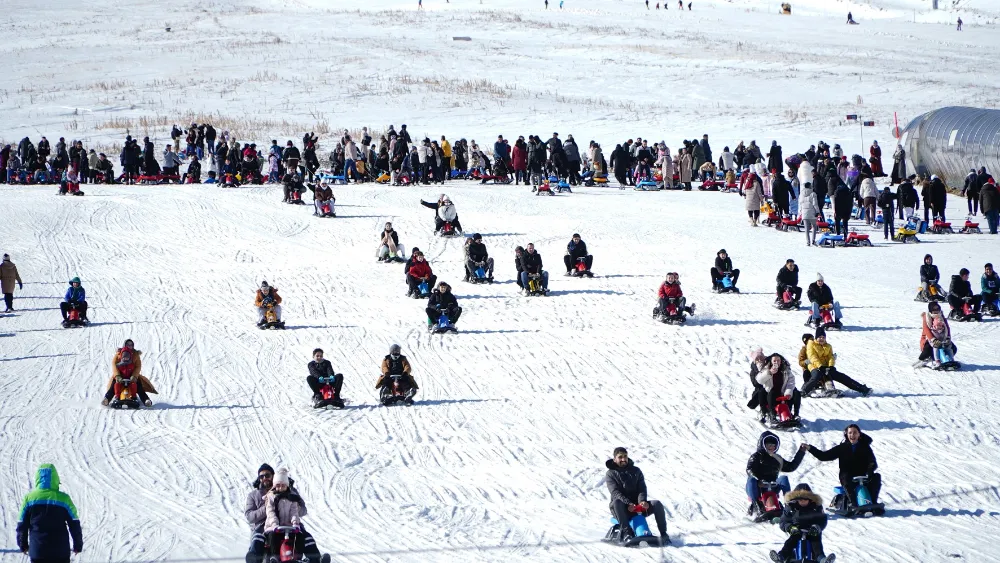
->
[274,467,290,487]
[749,346,764,362]
[258,463,275,476]
[260,281,269,289]
[717,249,727,255]
[762,434,779,449]
[816,272,824,282]
[801,333,814,344]
[69,277,80,284]
[793,483,812,493]
[815,327,826,339]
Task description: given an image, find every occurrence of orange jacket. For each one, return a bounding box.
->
[920,312,950,350]
[255,288,282,307]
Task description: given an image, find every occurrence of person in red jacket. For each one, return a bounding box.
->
[511,137,528,185]
[656,272,695,316]
[405,252,437,298]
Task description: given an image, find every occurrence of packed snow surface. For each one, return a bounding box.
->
[3,0,1000,562]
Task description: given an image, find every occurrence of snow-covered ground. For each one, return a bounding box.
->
[3,0,1000,562]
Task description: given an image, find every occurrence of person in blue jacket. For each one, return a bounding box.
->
[17,463,83,562]
[60,277,89,323]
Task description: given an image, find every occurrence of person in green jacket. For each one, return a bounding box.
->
[16,464,83,562]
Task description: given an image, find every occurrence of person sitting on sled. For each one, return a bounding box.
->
[919,254,944,300]
[246,465,325,563]
[916,302,957,368]
[604,447,670,546]
[805,273,842,327]
[426,281,462,329]
[306,348,343,408]
[262,468,324,563]
[61,276,89,324]
[710,248,740,291]
[311,182,335,217]
[982,262,1000,314]
[805,424,881,513]
[657,272,695,316]
[255,281,282,327]
[420,194,463,234]
[563,233,593,275]
[405,252,436,298]
[948,268,982,316]
[801,328,872,397]
[377,344,418,404]
[377,222,404,262]
[755,353,801,424]
[746,432,806,515]
[776,259,801,304]
[465,233,494,281]
[769,484,834,563]
[102,339,155,407]
[517,243,549,294]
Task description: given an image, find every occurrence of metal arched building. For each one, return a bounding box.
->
[899,106,1000,188]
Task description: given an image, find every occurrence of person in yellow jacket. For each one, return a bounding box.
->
[440,136,452,180]
[801,328,872,398]
[799,333,841,398]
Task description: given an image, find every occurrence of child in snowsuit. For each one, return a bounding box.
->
[770,484,833,563]
[656,272,695,316]
[264,468,306,557]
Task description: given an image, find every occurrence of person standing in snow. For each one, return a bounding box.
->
[1,253,24,313]
[890,144,906,185]
[957,17,962,30]
[869,141,884,177]
[700,134,712,168]
[767,141,783,174]
[16,464,83,560]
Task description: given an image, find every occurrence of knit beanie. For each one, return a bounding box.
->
[274,467,290,487]
[816,272,824,282]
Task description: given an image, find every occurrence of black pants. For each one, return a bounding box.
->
[834,215,849,235]
[778,535,824,559]
[611,499,667,537]
[104,378,151,403]
[407,274,437,294]
[247,528,321,563]
[968,194,979,215]
[776,285,802,302]
[757,387,801,417]
[564,254,593,272]
[426,305,461,324]
[841,471,881,505]
[60,301,88,320]
[883,213,895,239]
[433,216,463,232]
[747,210,760,220]
[306,374,343,397]
[802,367,865,395]
[31,559,71,563]
[710,267,740,287]
[948,294,981,313]
[918,341,957,361]
[657,296,689,313]
[465,257,495,280]
[615,169,627,186]
[3,293,12,310]
[568,160,581,184]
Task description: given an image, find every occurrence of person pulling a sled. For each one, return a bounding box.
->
[710,248,740,292]
[16,463,83,561]
[255,281,282,327]
[102,339,156,407]
[746,432,806,517]
[61,276,89,325]
[604,447,670,546]
[769,483,835,563]
[377,344,418,405]
[307,348,344,408]
[420,194,463,235]
[563,233,594,276]
[805,424,881,517]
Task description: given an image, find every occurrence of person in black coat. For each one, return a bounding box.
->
[610,144,629,186]
[776,259,801,303]
[770,483,831,563]
[876,186,897,239]
[563,234,593,274]
[806,274,842,325]
[772,173,791,216]
[806,424,881,508]
[426,282,461,327]
[710,249,740,290]
[930,175,948,221]
[947,268,982,314]
[833,183,853,235]
[306,348,344,408]
[897,177,919,220]
[465,233,494,281]
[919,254,941,297]
[746,431,805,513]
[767,141,783,174]
[518,243,549,293]
[605,447,670,545]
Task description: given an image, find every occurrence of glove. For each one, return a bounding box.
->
[788,526,800,536]
[931,339,941,348]
[808,525,821,537]
[18,282,23,290]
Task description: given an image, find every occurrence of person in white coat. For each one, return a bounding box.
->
[721,146,735,172]
[755,353,801,422]
[859,174,878,225]
[799,185,821,246]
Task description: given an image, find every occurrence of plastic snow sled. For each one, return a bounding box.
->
[314,375,345,409]
[767,396,802,430]
[437,221,460,237]
[555,180,572,193]
[713,273,739,293]
[635,180,660,191]
[842,231,872,247]
[415,280,432,299]
[699,179,722,191]
[430,312,457,334]
[570,258,594,278]
[268,526,331,563]
[816,233,844,248]
[751,480,785,523]
[959,220,981,234]
[602,511,662,548]
[380,375,415,406]
[808,304,841,330]
[893,224,920,243]
[774,286,801,310]
[913,283,946,302]
[259,305,285,329]
[109,377,142,410]
[828,476,884,518]
[928,219,954,234]
[315,200,336,217]
[780,217,803,232]
[934,344,961,371]
[770,527,834,563]
[469,264,493,284]
[535,182,555,196]
[525,274,547,296]
[948,301,982,322]
[653,300,691,325]
[62,306,88,328]
[815,220,832,233]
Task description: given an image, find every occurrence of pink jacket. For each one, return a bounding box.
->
[264,490,306,533]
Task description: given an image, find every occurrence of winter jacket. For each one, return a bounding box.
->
[64,285,85,303]
[981,183,999,214]
[834,185,853,218]
[377,355,417,390]
[511,145,527,171]
[805,340,834,371]
[381,229,399,248]
[799,188,819,219]
[468,241,489,263]
[408,260,433,279]
[797,161,815,191]
[428,289,459,312]
[566,239,589,259]
[308,359,337,380]
[605,459,648,508]
[678,153,692,182]
[16,464,83,560]
[521,250,544,275]
[162,150,181,169]
[563,140,580,163]
[920,264,940,284]
[746,431,805,482]
[314,185,333,202]
[255,288,282,308]
[264,488,304,533]
[920,311,951,351]
[658,281,683,299]
[744,175,763,210]
[876,189,896,213]
[700,139,713,165]
[776,265,799,288]
[767,145,783,173]
[755,355,797,397]
[245,483,305,533]
[806,282,833,306]
[778,489,827,534]
[721,150,735,171]
[982,272,1000,296]
[797,345,809,370]
[931,177,948,210]
[771,174,790,208]
[860,177,878,199]
[898,181,919,208]
[109,348,157,395]
[949,275,974,299]
[283,146,301,162]
[1,258,23,293]
[808,432,878,477]
[714,256,734,274]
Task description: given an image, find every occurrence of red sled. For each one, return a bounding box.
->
[959,220,981,234]
[843,231,872,247]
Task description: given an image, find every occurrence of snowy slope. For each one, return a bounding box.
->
[4,0,1000,561]
[2,181,1000,563]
